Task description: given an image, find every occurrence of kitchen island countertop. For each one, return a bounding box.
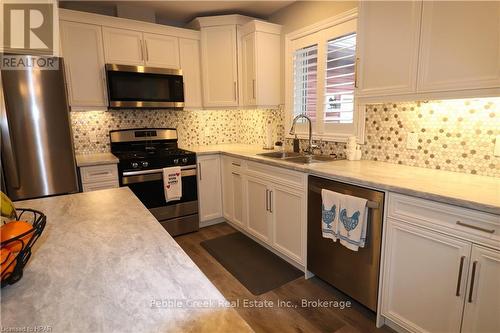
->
[1,187,252,333]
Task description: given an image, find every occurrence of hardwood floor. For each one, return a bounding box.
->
[175,223,395,333]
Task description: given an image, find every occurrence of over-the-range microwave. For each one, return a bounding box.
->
[105,64,184,109]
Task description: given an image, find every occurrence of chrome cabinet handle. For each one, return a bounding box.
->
[144,39,149,61]
[354,57,359,88]
[90,171,110,176]
[456,256,466,296]
[198,162,202,181]
[233,82,237,101]
[456,221,495,234]
[231,172,239,176]
[265,189,269,211]
[468,261,478,303]
[269,190,273,213]
[101,70,108,103]
[252,79,256,99]
[231,162,240,167]
[139,39,144,61]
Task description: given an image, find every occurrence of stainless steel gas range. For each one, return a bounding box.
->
[110,128,198,236]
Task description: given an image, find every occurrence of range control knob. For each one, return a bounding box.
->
[142,161,149,168]
[182,158,188,164]
[173,159,179,164]
[131,162,139,169]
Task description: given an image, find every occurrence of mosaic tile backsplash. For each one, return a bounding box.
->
[71,97,499,177]
[71,108,284,154]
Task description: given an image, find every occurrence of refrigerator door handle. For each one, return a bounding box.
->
[0,98,20,189]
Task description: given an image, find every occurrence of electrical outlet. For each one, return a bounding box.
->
[406,132,418,150]
[495,135,500,157]
[204,126,211,137]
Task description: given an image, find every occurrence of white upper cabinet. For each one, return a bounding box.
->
[179,38,203,108]
[200,25,239,107]
[461,245,500,333]
[241,21,281,107]
[102,27,144,66]
[417,1,500,92]
[143,33,180,68]
[60,21,107,110]
[241,32,257,106]
[356,1,421,97]
[102,28,182,69]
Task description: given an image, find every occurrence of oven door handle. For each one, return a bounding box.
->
[122,165,197,185]
[122,165,196,177]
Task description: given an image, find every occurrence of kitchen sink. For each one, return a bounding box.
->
[258,151,303,159]
[258,151,343,164]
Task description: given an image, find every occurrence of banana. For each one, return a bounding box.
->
[1,192,17,220]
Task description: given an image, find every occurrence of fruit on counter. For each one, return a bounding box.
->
[1,247,16,280]
[1,192,17,220]
[1,221,34,253]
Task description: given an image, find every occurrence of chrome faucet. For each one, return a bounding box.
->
[289,114,318,155]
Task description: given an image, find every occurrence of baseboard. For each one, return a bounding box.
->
[199,217,225,228]
[384,317,412,333]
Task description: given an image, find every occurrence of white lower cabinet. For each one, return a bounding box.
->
[220,157,307,266]
[383,219,470,333]
[197,155,223,222]
[79,164,119,192]
[246,176,271,242]
[461,245,500,333]
[382,193,500,333]
[271,184,304,263]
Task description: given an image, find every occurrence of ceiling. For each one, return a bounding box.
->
[59,1,296,26]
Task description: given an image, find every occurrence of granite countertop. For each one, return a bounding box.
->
[1,188,252,333]
[75,153,119,167]
[183,144,500,215]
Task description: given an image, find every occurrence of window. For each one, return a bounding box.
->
[293,44,318,121]
[286,10,362,142]
[324,33,356,124]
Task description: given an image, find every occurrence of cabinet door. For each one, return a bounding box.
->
[102,27,144,66]
[462,245,500,333]
[382,219,471,333]
[356,1,421,97]
[197,155,223,222]
[418,1,500,92]
[60,21,107,109]
[179,38,203,108]
[246,176,271,242]
[271,185,304,264]
[231,171,244,227]
[143,33,180,69]
[221,157,233,221]
[241,32,256,106]
[255,31,281,106]
[200,25,238,107]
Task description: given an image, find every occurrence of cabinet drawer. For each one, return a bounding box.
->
[82,180,119,192]
[246,161,305,189]
[80,164,118,184]
[388,193,500,249]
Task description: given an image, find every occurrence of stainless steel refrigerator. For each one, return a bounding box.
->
[1,57,79,201]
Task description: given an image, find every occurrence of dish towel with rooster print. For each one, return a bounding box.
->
[163,166,182,202]
[338,194,368,251]
[321,189,343,241]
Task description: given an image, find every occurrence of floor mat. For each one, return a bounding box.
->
[201,232,303,295]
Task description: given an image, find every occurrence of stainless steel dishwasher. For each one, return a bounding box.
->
[307,175,385,312]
